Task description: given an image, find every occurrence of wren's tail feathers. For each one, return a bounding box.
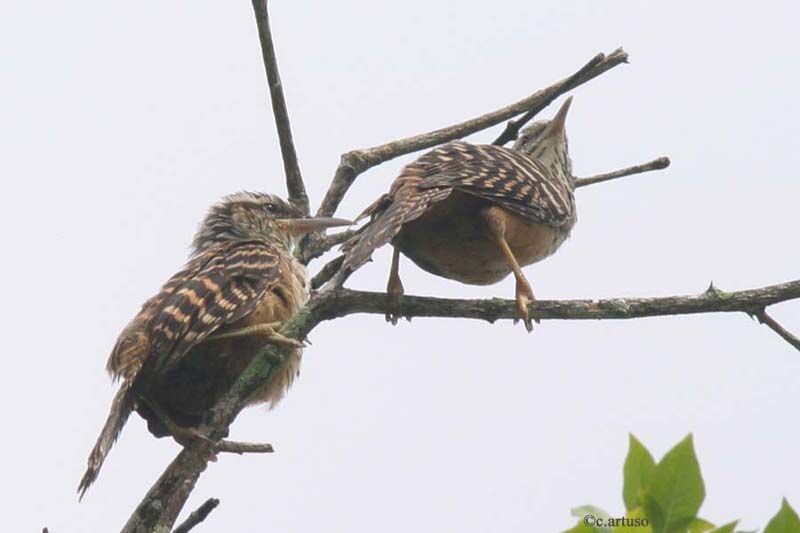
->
[77,381,134,500]
[340,188,451,283]
[338,201,405,283]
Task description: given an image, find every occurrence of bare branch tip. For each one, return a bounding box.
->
[574,155,672,188]
[172,498,221,533]
[611,47,630,61]
[216,440,275,455]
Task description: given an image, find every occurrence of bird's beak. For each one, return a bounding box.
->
[544,96,573,136]
[278,216,353,236]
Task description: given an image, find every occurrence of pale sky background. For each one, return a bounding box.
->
[3,1,799,531]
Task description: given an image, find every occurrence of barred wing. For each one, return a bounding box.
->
[147,241,280,371]
[106,241,281,378]
[414,141,575,226]
[341,186,451,274]
[342,141,573,275]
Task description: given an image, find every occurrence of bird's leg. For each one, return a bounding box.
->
[139,396,217,453]
[481,208,536,332]
[385,246,405,325]
[206,322,304,349]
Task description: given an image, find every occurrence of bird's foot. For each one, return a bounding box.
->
[514,279,537,332]
[171,427,219,462]
[385,275,405,325]
[171,425,215,447]
[139,396,220,461]
[264,330,305,350]
[208,323,304,350]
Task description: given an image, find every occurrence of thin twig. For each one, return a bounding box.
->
[216,440,275,455]
[172,498,220,533]
[491,53,609,146]
[251,0,309,214]
[753,309,800,351]
[306,156,671,270]
[315,48,628,218]
[575,157,671,188]
[299,229,357,265]
[311,255,345,290]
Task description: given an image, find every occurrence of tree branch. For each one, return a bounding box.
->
[122,276,800,531]
[299,229,356,265]
[752,308,800,351]
[122,445,210,533]
[172,498,220,533]
[251,0,309,214]
[310,255,345,290]
[575,157,671,188]
[313,282,800,326]
[315,48,629,218]
[491,52,610,146]
[216,440,274,455]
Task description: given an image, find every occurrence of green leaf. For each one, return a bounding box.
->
[563,522,603,533]
[611,507,653,533]
[572,505,613,521]
[688,517,716,532]
[624,434,657,511]
[763,499,800,533]
[643,434,706,533]
[570,506,612,533]
[686,517,717,532]
[706,521,739,533]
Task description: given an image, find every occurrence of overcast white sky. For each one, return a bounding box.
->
[3,1,799,531]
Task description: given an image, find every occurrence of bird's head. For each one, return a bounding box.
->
[191,191,351,255]
[512,96,573,184]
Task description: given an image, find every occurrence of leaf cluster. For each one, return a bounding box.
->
[565,435,800,533]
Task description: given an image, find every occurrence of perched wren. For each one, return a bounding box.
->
[341,97,576,330]
[79,192,350,497]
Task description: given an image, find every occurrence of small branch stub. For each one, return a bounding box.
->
[753,309,800,351]
[172,498,221,533]
[216,440,275,455]
[575,157,671,188]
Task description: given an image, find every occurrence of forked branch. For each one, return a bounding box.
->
[491,52,611,146]
[752,309,800,351]
[315,48,629,219]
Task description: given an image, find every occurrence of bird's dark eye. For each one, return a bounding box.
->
[265,203,277,212]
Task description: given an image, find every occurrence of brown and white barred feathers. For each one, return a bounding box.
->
[341,134,576,277]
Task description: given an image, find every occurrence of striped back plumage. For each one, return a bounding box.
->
[80,240,282,497]
[341,141,575,276]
